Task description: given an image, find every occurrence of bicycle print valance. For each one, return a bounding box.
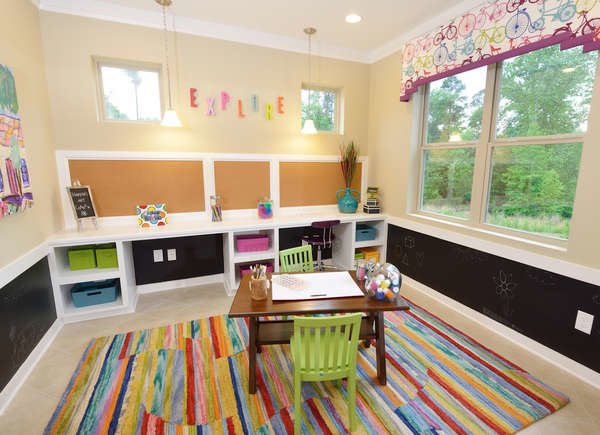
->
[400,0,600,101]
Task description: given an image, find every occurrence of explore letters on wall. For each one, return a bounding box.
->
[0,64,33,219]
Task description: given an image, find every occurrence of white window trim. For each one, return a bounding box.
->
[301,83,343,134]
[94,57,164,124]
[414,55,598,248]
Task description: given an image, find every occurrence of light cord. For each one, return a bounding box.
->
[162,4,173,109]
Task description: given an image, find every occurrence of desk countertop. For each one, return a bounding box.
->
[48,211,387,246]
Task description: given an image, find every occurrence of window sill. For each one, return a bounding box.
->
[406,212,568,253]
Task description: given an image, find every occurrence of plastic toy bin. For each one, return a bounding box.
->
[95,244,118,269]
[71,279,119,308]
[68,246,96,271]
[355,224,377,242]
[235,234,270,252]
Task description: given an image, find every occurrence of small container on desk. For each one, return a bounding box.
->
[258,198,273,219]
[240,263,273,276]
[210,195,223,222]
[68,245,96,271]
[71,279,119,308]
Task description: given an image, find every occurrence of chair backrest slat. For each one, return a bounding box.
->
[280,245,314,273]
[292,313,362,373]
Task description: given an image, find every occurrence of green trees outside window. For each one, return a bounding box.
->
[421,45,597,239]
[301,88,338,132]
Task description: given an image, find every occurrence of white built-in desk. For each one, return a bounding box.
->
[47,211,388,323]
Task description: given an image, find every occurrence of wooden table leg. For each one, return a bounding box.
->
[362,313,375,348]
[249,317,258,394]
[375,312,386,385]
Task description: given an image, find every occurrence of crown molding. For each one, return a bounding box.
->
[38,0,370,63]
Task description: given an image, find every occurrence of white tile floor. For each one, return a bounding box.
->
[0,282,598,434]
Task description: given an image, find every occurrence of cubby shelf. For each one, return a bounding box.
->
[55,267,121,285]
[232,249,276,264]
[353,239,385,249]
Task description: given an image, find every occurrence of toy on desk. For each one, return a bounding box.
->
[365,263,402,302]
[137,203,167,228]
[363,186,381,214]
[210,195,223,222]
[258,197,273,219]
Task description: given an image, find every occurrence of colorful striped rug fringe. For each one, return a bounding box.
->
[45,298,569,434]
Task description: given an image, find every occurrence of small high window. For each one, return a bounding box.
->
[301,85,341,133]
[96,59,162,122]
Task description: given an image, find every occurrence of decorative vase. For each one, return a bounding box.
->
[336,188,360,213]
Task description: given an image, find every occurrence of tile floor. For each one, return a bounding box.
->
[0,282,598,434]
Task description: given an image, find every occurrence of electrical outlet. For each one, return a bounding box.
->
[153,249,164,263]
[167,249,176,261]
[575,310,594,335]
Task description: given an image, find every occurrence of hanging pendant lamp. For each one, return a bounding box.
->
[301,27,317,135]
[156,0,182,127]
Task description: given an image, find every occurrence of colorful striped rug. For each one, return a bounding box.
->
[45,299,568,434]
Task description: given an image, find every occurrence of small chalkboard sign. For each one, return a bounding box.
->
[66,183,97,230]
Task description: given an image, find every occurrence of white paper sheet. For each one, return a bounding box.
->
[271,271,364,301]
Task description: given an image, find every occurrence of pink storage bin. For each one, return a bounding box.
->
[235,234,270,252]
[240,264,273,276]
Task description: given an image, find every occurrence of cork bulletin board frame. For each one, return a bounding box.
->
[214,161,270,210]
[68,160,205,217]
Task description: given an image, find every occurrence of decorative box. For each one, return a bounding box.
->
[71,279,119,308]
[68,246,96,271]
[95,244,118,269]
[235,234,270,252]
[359,247,380,264]
[356,224,377,242]
[240,263,273,276]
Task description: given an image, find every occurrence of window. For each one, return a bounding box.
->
[301,85,340,133]
[96,59,162,122]
[418,45,598,240]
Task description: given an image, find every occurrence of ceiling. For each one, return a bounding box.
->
[37,0,478,63]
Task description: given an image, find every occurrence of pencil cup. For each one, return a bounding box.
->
[249,277,269,301]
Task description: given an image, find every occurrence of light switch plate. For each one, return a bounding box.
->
[153,249,164,263]
[575,310,594,335]
[167,249,176,261]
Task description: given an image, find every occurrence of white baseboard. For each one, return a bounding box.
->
[403,276,600,389]
[137,274,225,294]
[0,318,63,415]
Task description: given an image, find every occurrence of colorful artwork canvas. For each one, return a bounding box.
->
[0,64,33,219]
[136,203,168,228]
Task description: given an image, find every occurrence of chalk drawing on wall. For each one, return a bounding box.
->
[493,270,517,319]
[0,64,33,219]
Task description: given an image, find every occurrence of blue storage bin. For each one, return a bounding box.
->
[71,279,119,308]
[356,224,377,242]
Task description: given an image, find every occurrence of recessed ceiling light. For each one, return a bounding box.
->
[345,13,362,24]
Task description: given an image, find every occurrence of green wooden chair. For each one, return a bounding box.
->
[279,245,314,273]
[291,313,362,433]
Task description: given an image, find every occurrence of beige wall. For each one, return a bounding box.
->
[367,51,600,269]
[39,12,370,156]
[0,1,60,269]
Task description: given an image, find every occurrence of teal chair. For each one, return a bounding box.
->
[291,313,362,433]
[279,245,314,273]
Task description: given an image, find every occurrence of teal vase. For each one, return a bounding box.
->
[336,188,360,213]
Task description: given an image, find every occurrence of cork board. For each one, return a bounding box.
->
[68,160,205,216]
[214,161,270,210]
[280,162,362,207]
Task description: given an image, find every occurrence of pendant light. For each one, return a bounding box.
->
[301,27,317,135]
[156,0,182,127]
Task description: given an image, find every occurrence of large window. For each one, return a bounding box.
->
[96,59,162,123]
[419,45,597,240]
[301,85,340,133]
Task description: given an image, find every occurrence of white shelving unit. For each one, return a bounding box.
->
[48,241,137,323]
[352,219,388,264]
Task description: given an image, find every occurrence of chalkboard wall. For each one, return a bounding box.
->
[387,224,600,373]
[1,257,56,391]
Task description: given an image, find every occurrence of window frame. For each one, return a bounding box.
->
[415,53,598,246]
[94,57,164,124]
[300,83,343,134]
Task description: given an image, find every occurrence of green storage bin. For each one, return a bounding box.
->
[95,244,118,269]
[68,245,96,271]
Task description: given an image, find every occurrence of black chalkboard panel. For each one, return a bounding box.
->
[0,257,56,391]
[387,224,600,373]
[67,186,96,220]
[132,234,224,285]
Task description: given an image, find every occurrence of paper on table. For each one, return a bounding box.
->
[271,271,364,301]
